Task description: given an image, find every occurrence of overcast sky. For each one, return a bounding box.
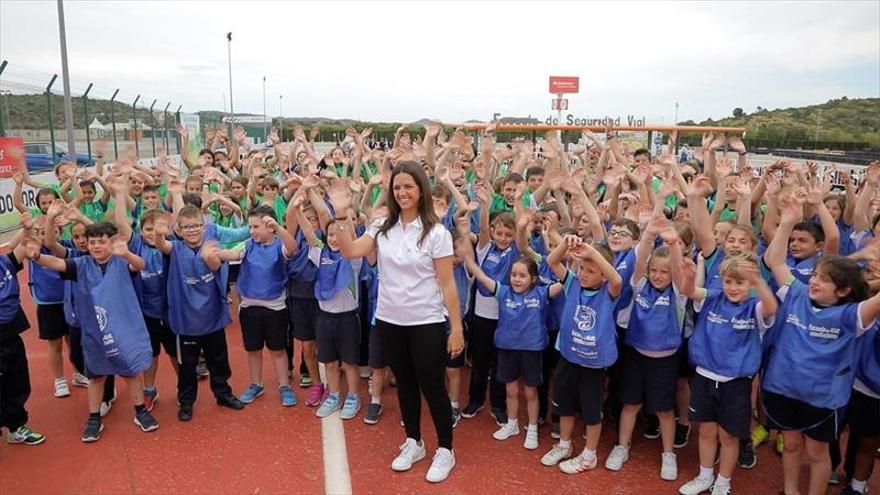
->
[1,1,878,124]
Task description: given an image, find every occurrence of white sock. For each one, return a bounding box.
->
[715,475,730,487]
[582,448,596,460]
[371,396,381,405]
[527,423,538,431]
[851,479,867,493]
[559,439,572,449]
[699,465,715,480]
[450,400,459,409]
[507,418,519,428]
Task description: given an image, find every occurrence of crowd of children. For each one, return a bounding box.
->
[0,123,878,494]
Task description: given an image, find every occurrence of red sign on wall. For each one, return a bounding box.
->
[0,137,24,178]
[549,76,579,94]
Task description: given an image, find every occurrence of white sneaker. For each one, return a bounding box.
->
[710,483,731,495]
[100,401,112,418]
[559,451,598,474]
[541,443,574,466]
[605,444,629,471]
[523,425,539,450]
[661,452,678,481]
[425,448,455,483]
[391,438,426,472]
[492,421,519,441]
[72,372,89,388]
[54,378,71,398]
[678,474,715,495]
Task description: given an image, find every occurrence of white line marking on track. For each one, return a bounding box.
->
[322,411,352,495]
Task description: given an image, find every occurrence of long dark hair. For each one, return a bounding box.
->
[378,161,439,247]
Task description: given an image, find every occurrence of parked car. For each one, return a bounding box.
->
[24,142,96,173]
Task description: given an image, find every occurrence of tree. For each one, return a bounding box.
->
[733,107,745,118]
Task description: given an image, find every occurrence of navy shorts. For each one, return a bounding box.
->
[618,346,678,413]
[552,358,605,425]
[145,317,176,357]
[689,373,752,440]
[239,306,290,352]
[763,389,846,443]
[368,325,387,369]
[37,303,69,340]
[288,296,318,342]
[849,389,880,439]
[315,310,360,365]
[496,349,542,386]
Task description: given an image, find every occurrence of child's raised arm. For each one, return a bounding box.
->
[458,239,497,295]
[582,241,623,298]
[633,213,666,284]
[744,262,777,319]
[764,187,807,287]
[686,176,717,257]
[43,200,68,257]
[546,233,573,282]
[806,181,840,255]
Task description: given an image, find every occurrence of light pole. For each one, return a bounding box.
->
[227,32,234,135]
[279,94,284,141]
[262,76,267,141]
[56,0,76,155]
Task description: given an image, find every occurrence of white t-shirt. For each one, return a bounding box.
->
[367,217,454,326]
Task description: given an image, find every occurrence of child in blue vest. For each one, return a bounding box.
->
[151,205,246,422]
[762,187,880,495]
[606,214,687,481]
[127,208,176,411]
[293,197,363,420]
[842,325,879,495]
[540,235,622,475]
[0,227,46,446]
[28,221,160,442]
[448,211,476,428]
[465,190,518,424]
[232,205,297,407]
[461,244,563,451]
[677,252,777,495]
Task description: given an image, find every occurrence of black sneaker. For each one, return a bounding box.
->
[81,417,103,443]
[674,423,691,448]
[461,402,483,419]
[217,395,245,410]
[451,407,461,428]
[838,487,863,495]
[738,440,757,469]
[178,405,193,422]
[363,403,382,425]
[196,357,209,379]
[134,409,159,432]
[550,421,561,439]
[490,408,508,427]
[642,424,660,440]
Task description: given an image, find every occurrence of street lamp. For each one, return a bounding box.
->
[227,32,234,135]
[279,94,284,141]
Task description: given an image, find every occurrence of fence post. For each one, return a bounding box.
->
[0,60,7,137]
[132,94,140,157]
[109,89,119,159]
[46,74,59,160]
[163,103,170,152]
[149,99,157,157]
[82,83,93,161]
[175,105,182,154]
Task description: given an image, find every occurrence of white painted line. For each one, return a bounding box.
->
[322,411,352,495]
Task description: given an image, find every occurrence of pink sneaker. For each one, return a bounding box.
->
[306,383,325,407]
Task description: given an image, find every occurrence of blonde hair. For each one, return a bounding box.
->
[719,252,760,281]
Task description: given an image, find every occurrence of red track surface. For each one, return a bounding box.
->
[1,268,877,495]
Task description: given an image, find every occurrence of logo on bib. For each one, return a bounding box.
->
[94,306,108,332]
[574,304,597,332]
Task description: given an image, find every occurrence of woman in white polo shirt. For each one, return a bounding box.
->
[336,161,465,483]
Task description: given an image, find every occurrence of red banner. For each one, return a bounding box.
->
[549,76,579,94]
[0,137,24,178]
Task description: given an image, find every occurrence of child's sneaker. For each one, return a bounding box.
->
[559,451,598,474]
[524,425,539,450]
[738,440,757,469]
[81,417,103,443]
[5,426,45,445]
[678,474,715,495]
[299,373,313,388]
[196,359,209,378]
[710,483,731,495]
[661,452,678,481]
[750,424,769,448]
[358,366,371,379]
[305,383,324,407]
[550,420,561,439]
[541,442,574,466]
[54,377,71,398]
[340,394,361,420]
[675,423,691,448]
[316,392,342,418]
[100,400,113,418]
[461,402,483,419]
[391,438,426,471]
[425,448,455,483]
[279,386,297,407]
[72,372,89,388]
[364,403,383,425]
[134,409,159,432]
[493,420,520,440]
[143,388,158,412]
[451,406,461,428]
[238,383,264,404]
[605,445,629,471]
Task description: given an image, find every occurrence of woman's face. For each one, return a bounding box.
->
[392,172,421,213]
